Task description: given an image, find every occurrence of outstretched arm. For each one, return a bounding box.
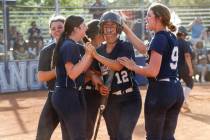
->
[123,22,147,54]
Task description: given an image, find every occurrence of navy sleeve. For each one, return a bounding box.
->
[117,42,135,59]
[61,42,78,64]
[78,44,85,56]
[150,34,167,55]
[38,47,53,71]
[184,41,191,54]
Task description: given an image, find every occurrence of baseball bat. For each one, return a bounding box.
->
[93,70,115,140]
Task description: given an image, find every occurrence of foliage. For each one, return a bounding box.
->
[15,0,210,8]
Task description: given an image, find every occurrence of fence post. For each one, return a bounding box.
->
[2,0,9,62]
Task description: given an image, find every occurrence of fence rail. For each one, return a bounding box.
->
[0,6,210,41]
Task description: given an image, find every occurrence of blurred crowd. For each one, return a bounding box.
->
[0,21,44,60]
[184,17,210,82]
[0,4,209,82]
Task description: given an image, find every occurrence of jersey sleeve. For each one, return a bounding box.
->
[117,42,135,59]
[61,42,78,64]
[78,44,85,56]
[38,48,51,71]
[184,41,192,54]
[150,34,167,55]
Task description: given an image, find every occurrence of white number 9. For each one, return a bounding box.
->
[170,46,178,70]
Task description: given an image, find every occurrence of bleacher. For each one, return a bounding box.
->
[0,7,92,41]
[0,6,210,42]
[174,7,210,27]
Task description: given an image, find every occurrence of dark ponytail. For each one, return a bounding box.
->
[51,32,66,68]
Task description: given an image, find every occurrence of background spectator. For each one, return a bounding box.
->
[89,0,107,19]
[13,32,27,52]
[8,25,19,50]
[28,37,39,59]
[204,26,210,47]
[13,45,29,60]
[28,21,41,40]
[187,17,206,48]
[194,41,209,83]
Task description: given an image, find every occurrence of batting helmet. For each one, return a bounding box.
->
[99,11,123,34]
[178,26,188,35]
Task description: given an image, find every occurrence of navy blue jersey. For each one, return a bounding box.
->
[38,42,55,90]
[55,39,85,89]
[93,39,137,93]
[178,38,192,68]
[148,31,179,79]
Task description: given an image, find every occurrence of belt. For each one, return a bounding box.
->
[56,85,83,91]
[158,78,170,82]
[112,87,133,95]
[85,85,95,90]
[158,78,178,82]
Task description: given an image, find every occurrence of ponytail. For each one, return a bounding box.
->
[168,22,176,32]
[51,32,66,68]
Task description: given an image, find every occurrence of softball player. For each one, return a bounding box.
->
[36,15,65,140]
[84,19,105,140]
[91,11,142,140]
[177,26,194,112]
[51,15,95,140]
[118,3,184,140]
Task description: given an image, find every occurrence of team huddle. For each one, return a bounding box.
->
[37,2,185,140]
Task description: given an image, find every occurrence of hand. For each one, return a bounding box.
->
[117,57,137,71]
[85,42,95,56]
[91,73,103,89]
[99,85,110,96]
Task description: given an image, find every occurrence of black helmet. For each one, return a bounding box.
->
[178,26,188,35]
[99,11,123,34]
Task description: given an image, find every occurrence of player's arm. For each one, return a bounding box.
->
[118,51,162,77]
[37,70,56,82]
[37,47,56,82]
[92,51,123,71]
[65,43,94,80]
[123,22,147,54]
[185,52,194,76]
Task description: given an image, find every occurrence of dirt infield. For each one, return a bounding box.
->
[0,83,210,140]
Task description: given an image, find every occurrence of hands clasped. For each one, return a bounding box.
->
[117,57,137,71]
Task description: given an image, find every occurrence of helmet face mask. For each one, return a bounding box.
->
[99,11,123,34]
[102,22,117,35]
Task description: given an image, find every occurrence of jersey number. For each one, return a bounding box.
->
[115,70,129,84]
[170,46,178,70]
